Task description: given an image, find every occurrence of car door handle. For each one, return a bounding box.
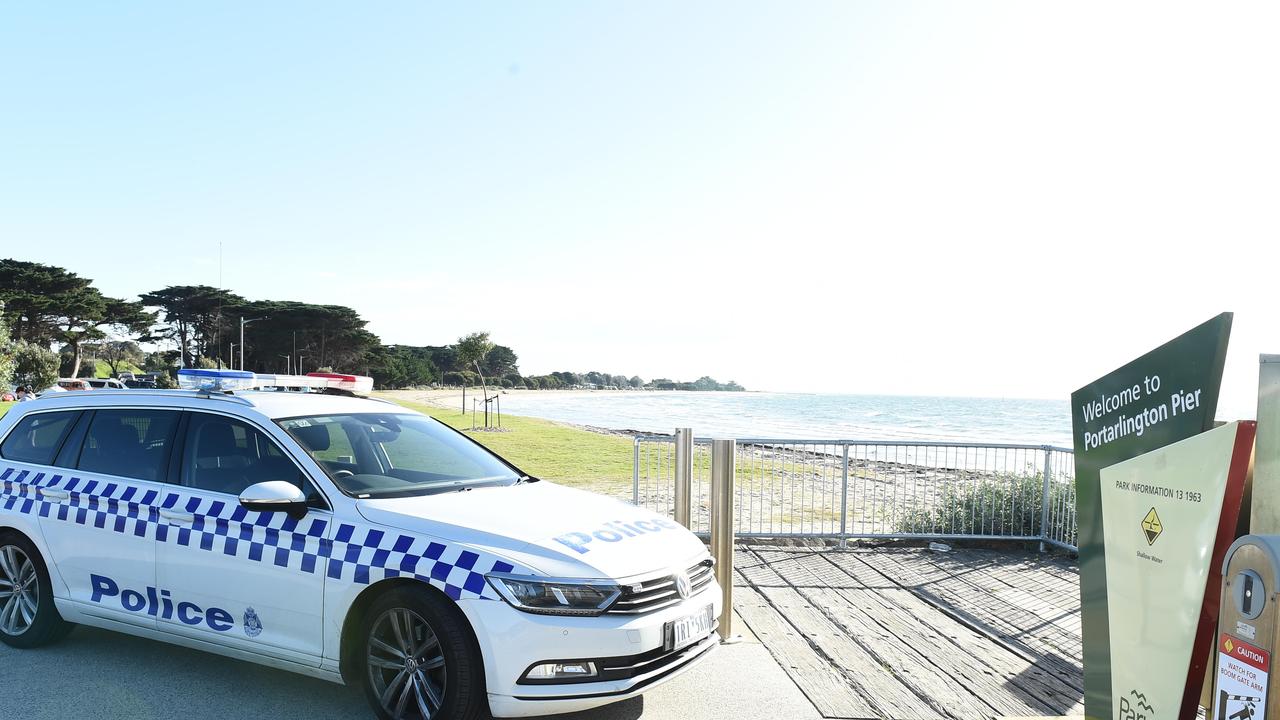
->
[159,509,195,525]
[39,488,69,502]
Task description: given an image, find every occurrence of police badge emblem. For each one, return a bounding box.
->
[243,607,263,638]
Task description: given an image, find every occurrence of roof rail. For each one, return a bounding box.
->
[42,389,257,407]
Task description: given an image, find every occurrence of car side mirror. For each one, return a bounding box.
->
[239,481,309,520]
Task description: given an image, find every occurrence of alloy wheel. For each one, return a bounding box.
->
[0,544,38,636]
[367,607,447,719]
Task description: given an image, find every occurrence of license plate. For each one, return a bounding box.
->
[665,604,714,651]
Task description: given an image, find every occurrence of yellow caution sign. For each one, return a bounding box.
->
[1142,507,1163,546]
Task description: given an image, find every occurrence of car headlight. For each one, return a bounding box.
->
[486,572,621,616]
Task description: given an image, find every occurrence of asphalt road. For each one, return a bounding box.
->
[1,615,818,720]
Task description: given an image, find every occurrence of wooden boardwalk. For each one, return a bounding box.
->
[733,544,1083,720]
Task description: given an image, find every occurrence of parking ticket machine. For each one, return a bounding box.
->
[1216,536,1280,720]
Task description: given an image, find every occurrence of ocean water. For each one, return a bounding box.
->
[492,391,1072,447]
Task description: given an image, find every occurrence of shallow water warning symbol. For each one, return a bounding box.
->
[1141,507,1163,545]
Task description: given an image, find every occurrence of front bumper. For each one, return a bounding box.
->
[459,581,722,718]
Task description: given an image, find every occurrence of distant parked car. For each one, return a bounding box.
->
[85,378,128,390]
[123,379,158,389]
[55,379,92,391]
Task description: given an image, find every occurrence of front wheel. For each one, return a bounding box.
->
[0,531,72,648]
[359,586,485,720]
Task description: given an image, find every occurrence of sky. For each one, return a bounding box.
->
[2,2,1278,419]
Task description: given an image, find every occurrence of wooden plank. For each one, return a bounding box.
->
[933,551,1080,617]
[732,583,879,719]
[825,586,1082,717]
[756,583,946,720]
[756,548,1080,718]
[847,549,1083,672]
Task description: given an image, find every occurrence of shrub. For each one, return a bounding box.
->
[893,472,1073,540]
[0,315,13,389]
[11,341,60,390]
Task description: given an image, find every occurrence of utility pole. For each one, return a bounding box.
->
[239,316,263,371]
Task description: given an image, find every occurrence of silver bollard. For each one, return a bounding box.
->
[674,428,693,529]
[710,438,735,640]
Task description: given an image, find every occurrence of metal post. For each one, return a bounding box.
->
[239,316,263,371]
[632,438,641,505]
[710,438,735,640]
[839,444,850,549]
[674,428,693,529]
[1254,355,1280,534]
[1039,446,1053,552]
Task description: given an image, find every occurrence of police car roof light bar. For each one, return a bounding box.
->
[306,372,374,395]
[176,368,256,393]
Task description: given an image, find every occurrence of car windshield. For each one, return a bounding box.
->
[277,413,522,498]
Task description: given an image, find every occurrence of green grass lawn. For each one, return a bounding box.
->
[386,399,635,498]
[91,359,144,378]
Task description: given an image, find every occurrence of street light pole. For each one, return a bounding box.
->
[279,355,291,374]
[239,317,264,371]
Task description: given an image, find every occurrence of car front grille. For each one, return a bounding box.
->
[607,558,715,615]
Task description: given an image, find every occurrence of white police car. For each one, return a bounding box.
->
[0,370,719,719]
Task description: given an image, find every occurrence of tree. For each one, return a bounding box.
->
[139,285,244,367]
[96,340,145,377]
[455,332,495,413]
[367,345,438,389]
[426,346,459,373]
[0,259,91,344]
[231,300,379,373]
[0,260,152,377]
[482,345,519,378]
[57,294,153,378]
[629,376,644,389]
[11,341,59,390]
[0,303,13,389]
[692,376,719,391]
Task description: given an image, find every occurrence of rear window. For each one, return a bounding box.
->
[1,411,80,465]
[77,409,180,482]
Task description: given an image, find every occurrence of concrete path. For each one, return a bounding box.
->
[0,611,819,720]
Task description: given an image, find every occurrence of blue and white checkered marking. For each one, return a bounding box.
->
[0,466,513,601]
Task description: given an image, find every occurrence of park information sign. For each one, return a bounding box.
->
[1072,312,1233,720]
[1101,421,1253,720]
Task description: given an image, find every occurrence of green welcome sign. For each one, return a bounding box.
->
[1072,312,1232,720]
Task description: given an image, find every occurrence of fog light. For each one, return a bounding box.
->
[523,661,599,681]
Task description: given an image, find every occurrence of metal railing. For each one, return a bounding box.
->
[632,435,1077,551]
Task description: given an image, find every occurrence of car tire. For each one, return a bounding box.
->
[0,531,73,648]
[358,585,485,720]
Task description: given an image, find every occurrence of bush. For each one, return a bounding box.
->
[443,371,482,387]
[0,313,13,389]
[893,472,1072,539]
[11,341,60,390]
